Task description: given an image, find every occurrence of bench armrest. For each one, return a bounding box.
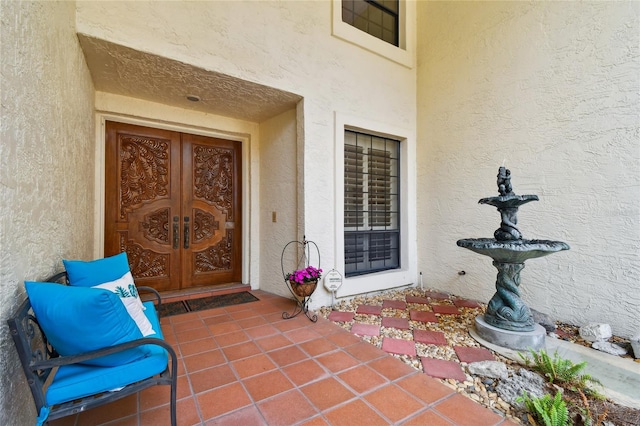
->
[137,286,162,309]
[32,337,177,371]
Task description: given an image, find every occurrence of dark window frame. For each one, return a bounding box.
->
[344,130,400,277]
[342,0,400,47]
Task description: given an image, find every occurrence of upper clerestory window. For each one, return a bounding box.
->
[332,0,414,68]
[342,0,399,47]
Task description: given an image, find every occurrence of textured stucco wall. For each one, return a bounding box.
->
[258,109,300,297]
[416,1,640,338]
[0,1,95,423]
[76,1,418,308]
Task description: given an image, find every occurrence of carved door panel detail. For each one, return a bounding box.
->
[105,122,242,292]
[182,134,242,287]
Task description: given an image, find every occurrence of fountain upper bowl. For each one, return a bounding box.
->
[456,238,570,263]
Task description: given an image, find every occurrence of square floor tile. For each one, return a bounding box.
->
[413,329,447,346]
[204,405,266,426]
[141,396,201,426]
[409,310,438,323]
[243,370,294,401]
[343,341,387,362]
[364,384,424,423]
[323,400,388,426]
[381,317,410,330]
[190,363,238,393]
[197,382,252,420]
[382,338,416,356]
[282,359,328,386]
[299,337,338,357]
[258,389,317,425]
[214,330,250,347]
[338,364,387,393]
[434,393,504,425]
[300,377,355,411]
[454,346,495,363]
[268,345,308,367]
[326,330,362,347]
[231,353,277,378]
[183,349,226,373]
[368,356,416,381]
[316,350,360,373]
[221,341,261,361]
[421,357,467,382]
[396,373,455,405]
[179,337,218,357]
[401,410,454,426]
[255,334,293,352]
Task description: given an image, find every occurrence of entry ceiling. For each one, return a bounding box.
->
[77,34,301,123]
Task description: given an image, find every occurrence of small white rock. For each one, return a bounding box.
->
[592,341,627,356]
[579,323,612,342]
[631,333,640,359]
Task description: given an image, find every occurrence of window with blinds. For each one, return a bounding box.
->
[344,130,400,277]
[342,0,399,47]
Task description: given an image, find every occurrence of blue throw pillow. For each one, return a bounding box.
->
[25,281,149,367]
[63,252,130,287]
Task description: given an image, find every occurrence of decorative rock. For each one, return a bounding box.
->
[496,369,547,407]
[467,361,509,380]
[592,341,627,356]
[579,323,612,342]
[531,308,556,333]
[631,333,640,359]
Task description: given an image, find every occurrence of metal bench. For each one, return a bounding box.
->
[7,272,177,425]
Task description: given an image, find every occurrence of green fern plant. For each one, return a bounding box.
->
[520,349,602,396]
[517,391,570,426]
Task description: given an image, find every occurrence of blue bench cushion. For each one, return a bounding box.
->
[63,253,154,337]
[25,281,149,367]
[46,301,167,406]
[62,252,130,287]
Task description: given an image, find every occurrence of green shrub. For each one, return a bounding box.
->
[520,349,602,396]
[517,391,570,426]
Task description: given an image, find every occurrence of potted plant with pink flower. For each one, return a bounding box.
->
[285,265,323,297]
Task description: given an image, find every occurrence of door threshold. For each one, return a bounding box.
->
[155,283,252,305]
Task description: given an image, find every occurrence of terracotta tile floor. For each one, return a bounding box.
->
[49,291,517,426]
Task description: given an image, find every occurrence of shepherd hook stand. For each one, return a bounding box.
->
[281,237,320,322]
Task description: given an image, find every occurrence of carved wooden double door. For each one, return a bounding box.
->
[105,121,242,292]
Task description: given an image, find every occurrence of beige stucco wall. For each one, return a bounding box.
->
[258,108,300,297]
[76,0,418,307]
[417,1,640,338]
[0,1,95,423]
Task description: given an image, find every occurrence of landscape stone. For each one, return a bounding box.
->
[579,323,612,342]
[496,368,547,407]
[592,341,627,356]
[631,333,640,359]
[467,360,509,379]
[531,308,556,333]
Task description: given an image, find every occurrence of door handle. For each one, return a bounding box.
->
[172,216,179,249]
[184,216,190,249]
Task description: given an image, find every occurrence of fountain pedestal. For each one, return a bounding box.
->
[474,316,546,351]
[457,167,569,351]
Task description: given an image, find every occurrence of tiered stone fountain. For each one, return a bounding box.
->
[457,167,569,350]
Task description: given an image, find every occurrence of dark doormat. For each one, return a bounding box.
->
[158,292,259,318]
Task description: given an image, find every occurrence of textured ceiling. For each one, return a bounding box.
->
[77,34,301,122]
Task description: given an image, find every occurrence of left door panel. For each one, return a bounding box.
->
[105,121,182,292]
